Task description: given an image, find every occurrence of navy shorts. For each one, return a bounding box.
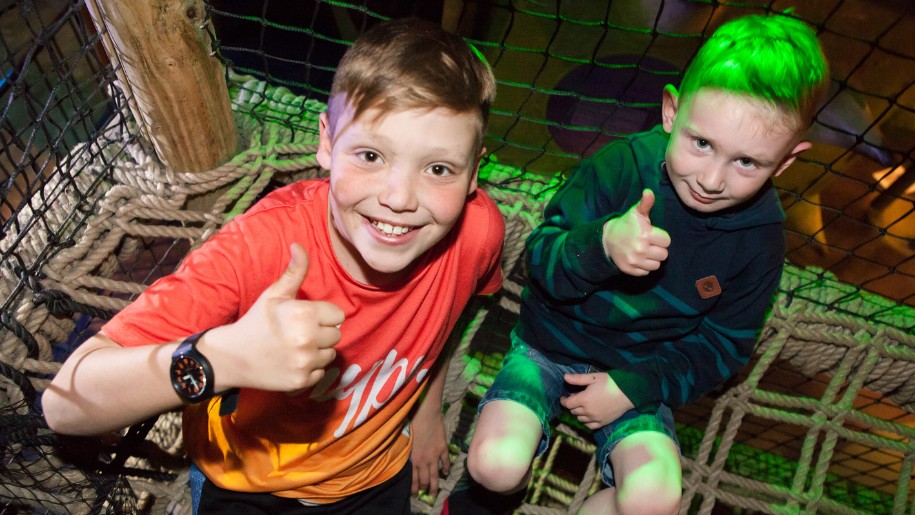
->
[189,461,411,514]
[479,333,679,486]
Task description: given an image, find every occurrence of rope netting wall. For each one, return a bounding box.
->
[204,0,915,309]
[0,0,912,513]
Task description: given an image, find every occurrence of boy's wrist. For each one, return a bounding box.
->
[569,216,615,274]
[170,331,215,402]
[193,324,237,392]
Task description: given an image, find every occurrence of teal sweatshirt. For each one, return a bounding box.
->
[518,125,786,413]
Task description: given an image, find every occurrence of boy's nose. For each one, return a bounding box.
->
[697,164,726,193]
[379,168,419,212]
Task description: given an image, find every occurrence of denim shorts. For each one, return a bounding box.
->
[478,334,679,486]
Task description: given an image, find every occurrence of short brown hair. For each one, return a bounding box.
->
[326,17,496,148]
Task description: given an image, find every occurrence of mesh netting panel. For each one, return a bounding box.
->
[0,0,914,514]
[203,0,915,311]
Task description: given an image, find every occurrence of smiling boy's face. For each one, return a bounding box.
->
[662,87,811,213]
[316,101,483,285]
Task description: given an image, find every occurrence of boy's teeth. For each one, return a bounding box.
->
[372,221,412,236]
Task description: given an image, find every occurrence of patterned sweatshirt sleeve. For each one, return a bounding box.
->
[609,232,785,412]
[526,148,637,301]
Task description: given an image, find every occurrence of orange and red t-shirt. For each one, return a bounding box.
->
[103,179,504,502]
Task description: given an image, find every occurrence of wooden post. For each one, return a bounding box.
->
[85,0,237,173]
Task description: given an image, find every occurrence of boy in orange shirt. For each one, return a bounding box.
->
[44,17,504,512]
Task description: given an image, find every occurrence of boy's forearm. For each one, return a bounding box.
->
[526,218,618,301]
[414,349,449,421]
[525,156,629,301]
[43,334,184,435]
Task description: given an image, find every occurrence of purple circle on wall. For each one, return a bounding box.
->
[546,55,680,157]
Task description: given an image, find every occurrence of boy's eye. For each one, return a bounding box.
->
[737,157,755,168]
[694,138,711,150]
[357,151,381,163]
[428,164,453,177]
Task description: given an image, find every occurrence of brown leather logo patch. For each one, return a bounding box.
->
[696,276,721,299]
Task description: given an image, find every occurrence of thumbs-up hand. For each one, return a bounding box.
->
[205,243,345,393]
[602,189,671,276]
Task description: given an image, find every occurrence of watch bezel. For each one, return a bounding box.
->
[170,331,215,403]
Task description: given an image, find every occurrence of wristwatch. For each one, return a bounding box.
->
[170,331,215,403]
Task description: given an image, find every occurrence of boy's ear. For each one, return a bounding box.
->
[661,85,679,133]
[773,140,813,177]
[467,146,485,195]
[317,112,333,171]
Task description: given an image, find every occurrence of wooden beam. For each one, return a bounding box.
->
[85,0,237,173]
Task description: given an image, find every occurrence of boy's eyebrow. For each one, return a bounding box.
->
[345,130,475,166]
[682,125,708,142]
[424,145,476,164]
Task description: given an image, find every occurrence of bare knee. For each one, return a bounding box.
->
[466,400,541,493]
[609,430,682,515]
[466,436,531,493]
[616,480,681,515]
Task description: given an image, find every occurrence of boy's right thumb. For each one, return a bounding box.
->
[272,243,309,298]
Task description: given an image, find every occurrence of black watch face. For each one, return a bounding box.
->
[172,356,208,399]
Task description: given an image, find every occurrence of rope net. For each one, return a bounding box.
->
[0,0,912,513]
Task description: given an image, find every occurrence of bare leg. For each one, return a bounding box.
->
[467,399,542,494]
[579,431,681,515]
[578,488,618,515]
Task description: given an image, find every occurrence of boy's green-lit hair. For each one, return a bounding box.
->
[678,14,830,130]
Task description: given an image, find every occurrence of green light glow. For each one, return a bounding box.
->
[676,14,829,129]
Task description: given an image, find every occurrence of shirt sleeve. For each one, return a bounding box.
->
[102,212,275,347]
[609,230,785,412]
[525,146,641,301]
[472,190,506,296]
